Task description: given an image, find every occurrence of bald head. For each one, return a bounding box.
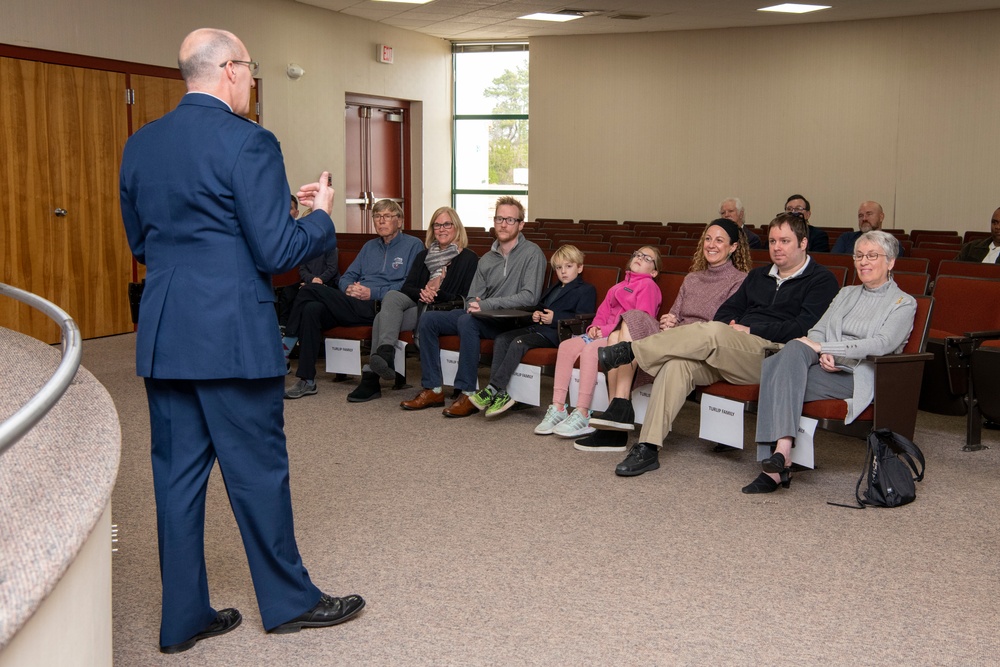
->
[178,28,255,115]
[179,29,243,86]
[857,200,884,232]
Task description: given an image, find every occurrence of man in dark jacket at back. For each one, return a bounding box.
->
[598,212,840,477]
[956,207,1000,263]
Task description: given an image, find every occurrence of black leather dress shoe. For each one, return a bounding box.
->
[268,593,366,634]
[598,341,635,372]
[160,608,242,654]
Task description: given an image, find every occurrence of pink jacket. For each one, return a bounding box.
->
[591,271,661,337]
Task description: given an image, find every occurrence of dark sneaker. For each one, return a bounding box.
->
[573,430,628,452]
[590,398,635,431]
[615,441,659,476]
[597,341,634,372]
[484,391,514,417]
[284,379,317,399]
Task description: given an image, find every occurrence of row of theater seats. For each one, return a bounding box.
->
[527,218,990,248]
[276,230,1000,453]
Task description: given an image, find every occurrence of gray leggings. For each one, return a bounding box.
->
[755,339,855,443]
[371,290,421,349]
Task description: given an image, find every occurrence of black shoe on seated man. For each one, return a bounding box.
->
[598,341,634,372]
[268,594,365,634]
[590,397,635,431]
[160,608,242,654]
[368,344,396,382]
[284,378,317,399]
[347,371,382,403]
[615,441,659,476]
[574,429,628,452]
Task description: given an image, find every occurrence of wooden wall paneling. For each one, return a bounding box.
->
[46,62,130,340]
[0,57,131,343]
[1,57,60,342]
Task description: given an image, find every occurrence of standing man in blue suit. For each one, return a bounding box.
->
[119,28,364,654]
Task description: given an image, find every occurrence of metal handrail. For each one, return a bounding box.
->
[0,283,82,456]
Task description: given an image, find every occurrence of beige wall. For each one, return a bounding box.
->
[0,0,453,228]
[530,10,1000,234]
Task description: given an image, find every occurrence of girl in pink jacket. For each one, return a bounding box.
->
[534,246,662,438]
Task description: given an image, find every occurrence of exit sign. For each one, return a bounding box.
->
[378,44,394,64]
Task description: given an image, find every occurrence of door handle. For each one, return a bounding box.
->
[54,208,68,217]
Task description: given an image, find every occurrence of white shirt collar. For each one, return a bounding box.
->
[769,255,811,286]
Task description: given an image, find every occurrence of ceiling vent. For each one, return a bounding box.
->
[610,14,649,20]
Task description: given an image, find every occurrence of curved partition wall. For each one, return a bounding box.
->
[0,326,120,664]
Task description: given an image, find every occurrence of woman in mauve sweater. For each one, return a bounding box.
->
[533,246,663,439]
[583,219,752,449]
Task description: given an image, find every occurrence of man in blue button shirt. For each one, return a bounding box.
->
[284,199,422,398]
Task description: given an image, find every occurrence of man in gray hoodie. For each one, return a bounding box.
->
[401,196,546,417]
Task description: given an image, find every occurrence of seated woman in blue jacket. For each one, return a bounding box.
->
[348,206,478,402]
[743,230,916,493]
[468,244,597,417]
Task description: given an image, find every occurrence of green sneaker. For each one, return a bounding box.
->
[469,387,496,411]
[484,391,514,417]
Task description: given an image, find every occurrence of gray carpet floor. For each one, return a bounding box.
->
[80,333,1000,666]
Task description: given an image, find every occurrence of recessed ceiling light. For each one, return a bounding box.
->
[758,3,831,13]
[519,12,584,22]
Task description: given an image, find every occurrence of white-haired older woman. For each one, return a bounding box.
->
[742,230,917,493]
[348,206,478,402]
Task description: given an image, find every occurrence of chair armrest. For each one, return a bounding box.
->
[426,299,465,312]
[557,314,594,342]
[964,329,1000,341]
[868,352,934,364]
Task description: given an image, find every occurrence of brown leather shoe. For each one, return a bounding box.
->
[443,393,479,418]
[400,388,445,410]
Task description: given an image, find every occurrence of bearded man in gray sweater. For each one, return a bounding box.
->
[401,196,546,417]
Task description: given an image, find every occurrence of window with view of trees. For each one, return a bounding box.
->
[453,44,529,229]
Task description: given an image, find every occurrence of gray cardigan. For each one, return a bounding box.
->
[469,233,546,310]
[807,280,916,423]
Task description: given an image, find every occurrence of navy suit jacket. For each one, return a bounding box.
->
[531,276,597,346]
[120,93,336,380]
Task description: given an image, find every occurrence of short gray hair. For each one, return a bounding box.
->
[720,197,744,218]
[856,230,899,261]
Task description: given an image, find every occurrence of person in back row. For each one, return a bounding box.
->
[469,244,597,417]
[719,197,762,249]
[831,201,896,255]
[347,206,478,402]
[283,199,423,399]
[533,245,662,439]
[956,206,1000,263]
[400,196,547,417]
[598,212,840,477]
[784,194,829,252]
[581,219,751,452]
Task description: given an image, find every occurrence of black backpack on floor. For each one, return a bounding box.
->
[830,428,925,509]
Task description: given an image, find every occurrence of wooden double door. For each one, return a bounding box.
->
[0,55,188,343]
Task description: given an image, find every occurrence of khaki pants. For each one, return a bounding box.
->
[632,321,773,446]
